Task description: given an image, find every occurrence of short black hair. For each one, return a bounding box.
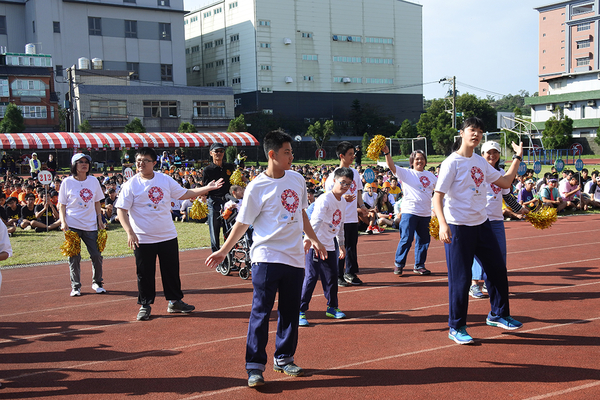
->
[135,147,157,161]
[6,196,17,204]
[25,193,35,200]
[263,130,292,158]
[336,141,354,158]
[334,167,354,181]
[461,116,485,132]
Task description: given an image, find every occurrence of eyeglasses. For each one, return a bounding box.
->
[212,149,225,154]
[77,160,90,164]
[136,159,155,164]
[337,180,352,188]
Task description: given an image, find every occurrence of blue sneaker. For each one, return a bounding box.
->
[299,312,309,326]
[326,307,346,319]
[247,369,265,387]
[448,326,474,344]
[486,313,523,330]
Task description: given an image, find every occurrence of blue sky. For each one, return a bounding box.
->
[184,0,541,100]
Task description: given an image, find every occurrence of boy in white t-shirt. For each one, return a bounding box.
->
[433,117,524,345]
[206,130,326,388]
[299,167,353,326]
[116,148,223,322]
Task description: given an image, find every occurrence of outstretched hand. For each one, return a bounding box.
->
[206,179,224,191]
[511,141,523,158]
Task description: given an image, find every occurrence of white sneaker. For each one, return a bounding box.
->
[70,288,81,297]
[92,283,106,294]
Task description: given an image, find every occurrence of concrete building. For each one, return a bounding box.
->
[0,0,187,101]
[184,0,423,125]
[536,0,600,96]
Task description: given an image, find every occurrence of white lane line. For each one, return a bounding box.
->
[523,381,600,400]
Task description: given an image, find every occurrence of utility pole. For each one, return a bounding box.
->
[68,66,75,132]
[439,76,457,129]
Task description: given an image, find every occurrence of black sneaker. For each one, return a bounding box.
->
[338,277,350,287]
[344,273,363,286]
[393,266,403,276]
[137,305,151,321]
[247,369,265,387]
[167,300,195,313]
[413,267,431,275]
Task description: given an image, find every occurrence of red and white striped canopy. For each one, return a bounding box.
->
[0,132,259,150]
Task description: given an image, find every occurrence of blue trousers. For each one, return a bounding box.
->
[246,262,304,371]
[444,221,510,329]
[471,220,506,281]
[394,213,431,270]
[301,249,338,312]
[338,223,359,277]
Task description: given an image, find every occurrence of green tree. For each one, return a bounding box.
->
[431,126,457,155]
[228,114,247,132]
[124,117,146,133]
[349,99,397,137]
[394,119,418,155]
[225,146,237,164]
[0,103,25,133]
[178,122,197,133]
[78,119,93,133]
[306,120,334,156]
[361,132,370,157]
[57,105,68,131]
[542,107,572,149]
[455,93,497,132]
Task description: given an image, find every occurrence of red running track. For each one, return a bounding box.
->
[1,214,600,399]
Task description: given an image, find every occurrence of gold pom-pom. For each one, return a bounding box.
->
[525,206,558,230]
[429,216,440,240]
[230,169,246,187]
[189,199,209,220]
[367,135,387,161]
[97,229,108,252]
[60,230,81,257]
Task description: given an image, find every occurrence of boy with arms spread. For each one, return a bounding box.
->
[206,130,326,388]
[299,167,353,326]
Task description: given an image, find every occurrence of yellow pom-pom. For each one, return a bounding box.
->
[60,230,81,257]
[367,135,387,161]
[97,229,108,252]
[525,206,558,230]
[429,216,440,240]
[189,199,209,220]
[230,169,246,187]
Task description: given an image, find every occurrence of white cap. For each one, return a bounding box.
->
[71,153,92,165]
[481,141,501,154]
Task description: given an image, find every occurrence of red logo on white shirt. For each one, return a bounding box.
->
[79,188,93,203]
[332,209,342,226]
[281,189,300,214]
[148,186,164,205]
[491,183,502,194]
[471,167,484,187]
[419,176,431,188]
[350,180,357,194]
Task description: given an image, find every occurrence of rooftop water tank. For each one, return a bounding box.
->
[92,58,103,70]
[78,57,90,69]
[25,43,36,54]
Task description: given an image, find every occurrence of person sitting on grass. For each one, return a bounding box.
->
[518,179,539,210]
[559,173,587,210]
[4,196,20,229]
[540,176,567,212]
[374,191,394,230]
[103,188,120,224]
[19,193,38,230]
[34,191,61,232]
[361,182,381,234]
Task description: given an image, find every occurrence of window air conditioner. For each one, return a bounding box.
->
[564,102,573,109]
[192,66,200,71]
[332,35,338,41]
[546,104,554,111]
[587,99,596,106]
[285,76,293,83]
[342,77,351,83]
[283,38,292,45]
[159,0,167,6]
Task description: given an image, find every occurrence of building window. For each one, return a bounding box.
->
[572,3,594,16]
[88,17,102,36]
[32,21,35,33]
[260,65,271,70]
[365,78,394,84]
[577,22,591,31]
[193,101,226,117]
[303,76,313,81]
[55,65,63,77]
[365,58,393,64]
[191,45,200,53]
[0,16,6,35]
[161,64,172,81]
[124,0,136,3]
[205,62,214,69]
[0,79,8,97]
[231,55,240,63]
[230,34,239,42]
[127,62,139,80]
[19,106,47,119]
[90,100,127,118]
[332,35,362,42]
[333,56,362,63]
[214,7,222,14]
[204,42,213,49]
[365,37,393,44]
[215,38,224,46]
[53,21,60,33]
[158,0,170,6]
[232,77,241,84]
[143,101,177,118]
[216,59,224,66]
[229,2,238,9]
[125,20,137,38]
[301,32,312,38]
[159,23,171,40]
[260,43,271,48]
[334,77,362,83]
[577,39,591,49]
[206,83,215,87]
[261,87,272,93]
[11,79,46,97]
[259,20,271,26]
[186,67,191,73]
[185,48,190,54]
[302,54,318,61]
[216,80,225,86]
[204,11,212,18]
[576,57,591,66]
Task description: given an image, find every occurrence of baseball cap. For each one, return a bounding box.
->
[481,141,501,154]
[548,178,558,183]
[210,143,226,152]
[525,179,534,184]
[32,152,37,156]
[370,182,378,188]
[71,153,92,165]
[383,181,391,188]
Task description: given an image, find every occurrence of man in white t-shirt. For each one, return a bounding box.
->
[116,147,223,322]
